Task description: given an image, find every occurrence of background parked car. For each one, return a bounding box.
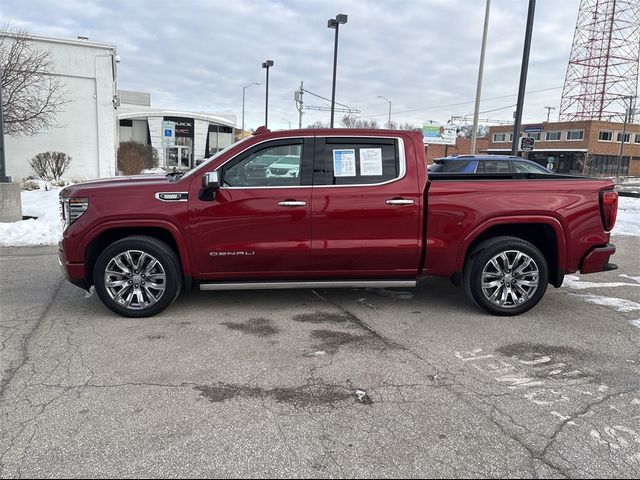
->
[265,155,300,178]
[429,155,552,174]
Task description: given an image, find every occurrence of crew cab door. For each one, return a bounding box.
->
[189,138,314,280]
[310,136,422,276]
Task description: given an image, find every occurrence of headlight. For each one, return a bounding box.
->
[61,197,89,227]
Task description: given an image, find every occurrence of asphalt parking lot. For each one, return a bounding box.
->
[1,236,639,478]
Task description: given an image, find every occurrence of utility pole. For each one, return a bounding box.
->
[471,0,491,154]
[295,81,304,128]
[511,0,536,156]
[544,106,556,123]
[616,96,635,176]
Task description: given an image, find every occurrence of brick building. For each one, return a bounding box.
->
[424,137,489,165]
[487,120,640,176]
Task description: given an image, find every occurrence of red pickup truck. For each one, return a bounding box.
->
[59,128,618,318]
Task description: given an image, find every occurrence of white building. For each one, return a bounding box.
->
[3,33,238,180]
[4,34,119,181]
[117,91,236,170]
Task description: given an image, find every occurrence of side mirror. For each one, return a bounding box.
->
[200,171,220,201]
[202,171,220,190]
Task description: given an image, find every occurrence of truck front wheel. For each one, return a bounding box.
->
[93,236,182,318]
[464,236,548,316]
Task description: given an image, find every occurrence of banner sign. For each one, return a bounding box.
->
[423,124,456,145]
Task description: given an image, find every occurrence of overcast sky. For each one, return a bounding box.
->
[2,0,582,131]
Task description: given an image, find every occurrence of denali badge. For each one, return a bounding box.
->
[210,251,255,257]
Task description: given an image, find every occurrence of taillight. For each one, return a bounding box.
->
[599,190,618,232]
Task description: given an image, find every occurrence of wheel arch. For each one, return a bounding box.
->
[459,217,567,288]
[83,222,192,289]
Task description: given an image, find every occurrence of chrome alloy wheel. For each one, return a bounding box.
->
[480,250,539,309]
[104,250,166,310]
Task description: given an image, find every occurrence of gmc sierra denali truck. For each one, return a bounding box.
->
[59,128,618,318]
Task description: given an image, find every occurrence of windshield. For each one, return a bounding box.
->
[180,137,252,180]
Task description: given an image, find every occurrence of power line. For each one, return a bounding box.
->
[359,86,563,118]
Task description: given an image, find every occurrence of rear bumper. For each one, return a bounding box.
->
[58,240,87,290]
[580,243,616,274]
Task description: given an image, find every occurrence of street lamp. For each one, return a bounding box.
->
[262,60,274,128]
[328,14,348,128]
[377,95,391,128]
[281,118,291,129]
[242,82,260,133]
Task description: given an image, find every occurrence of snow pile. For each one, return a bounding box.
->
[0,187,63,246]
[613,196,640,236]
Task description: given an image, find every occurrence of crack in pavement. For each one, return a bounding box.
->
[0,278,65,402]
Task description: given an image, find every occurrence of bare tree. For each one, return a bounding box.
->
[457,124,488,139]
[340,115,379,129]
[1,26,68,136]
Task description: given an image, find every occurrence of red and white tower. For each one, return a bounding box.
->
[559,0,640,122]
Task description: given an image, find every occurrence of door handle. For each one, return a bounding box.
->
[385,199,414,205]
[278,200,307,207]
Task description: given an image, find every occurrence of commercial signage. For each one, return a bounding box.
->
[161,121,175,147]
[524,125,544,133]
[164,116,194,137]
[520,136,535,151]
[422,124,456,145]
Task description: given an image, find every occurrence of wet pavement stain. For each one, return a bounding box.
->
[194,383,354,407]
[293,312,351,324]
[221,318,280,337]
[496,342,594,381]
[310,329,367,353]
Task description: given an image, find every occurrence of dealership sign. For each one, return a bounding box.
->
[423,124,457,145]
[161,121,175,147]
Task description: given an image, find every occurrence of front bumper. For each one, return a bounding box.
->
[580,243,617,274]
[58,240,87,289]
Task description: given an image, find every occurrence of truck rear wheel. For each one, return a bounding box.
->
[93,236,182,318]
[464,236,548,316]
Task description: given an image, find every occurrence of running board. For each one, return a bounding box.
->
[199,280,416,291]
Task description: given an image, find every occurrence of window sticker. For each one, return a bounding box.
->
[359,148,383,176]
[333,149,356,177]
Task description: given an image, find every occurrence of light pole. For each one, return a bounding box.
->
[377,95,391,128]
[281,118,291,129]
[328,14,348,128]
[0,67,9,182]
[262,60,274,128]
[511,0,536,156]
[242,82,260,133]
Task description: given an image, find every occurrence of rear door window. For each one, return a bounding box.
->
[318,138,400,185]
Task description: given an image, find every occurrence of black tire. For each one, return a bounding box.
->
[463,236,548,316]
[93,236,182,318]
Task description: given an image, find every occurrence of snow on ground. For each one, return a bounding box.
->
[613,196,640,236]
[630,319,640,329]
[0,186,63,246]
[570,294,640,313]
[0,183,638,247]
[562,274,639,290]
